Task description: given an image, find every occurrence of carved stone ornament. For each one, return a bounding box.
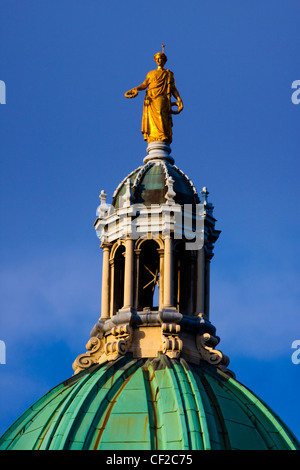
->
[104,324,133,361]
[72,336,104,374]
[72,324,133,374]
[196,332,229,367]
[161,322,183,359]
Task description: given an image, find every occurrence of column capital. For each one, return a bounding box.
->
[100,241,112,250]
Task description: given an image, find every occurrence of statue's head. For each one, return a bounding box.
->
[154,52,167,66]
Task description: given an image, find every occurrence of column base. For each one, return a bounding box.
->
[118,307,136,314]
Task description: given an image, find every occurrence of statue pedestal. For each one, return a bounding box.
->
[144,141,174,165]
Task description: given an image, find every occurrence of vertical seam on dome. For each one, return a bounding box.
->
[142,360,160,450]
[200,374,231,450]
[145,358,172,449]
[0,386,63,449]
[72,356,131,449]
[112,167,142,199]
[89,357,144,450]
[226,378,298,450]
[180,358,211,450]
[5,372,93,450]
[146,355,189,450]
[170,361,192,450]
[172,164,199,201]
[47,362,112,450]
[219,382,275,450]
[158,355,190,450]
[34,378,91,450]
[92,371,133,449]
[171,359,204,450]
[132,162,155,190]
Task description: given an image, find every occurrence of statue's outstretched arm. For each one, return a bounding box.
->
[125,78,149,99]
[136,78,149,91]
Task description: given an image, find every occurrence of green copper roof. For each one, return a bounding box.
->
[0,355,298,450]
[113,161,199,209]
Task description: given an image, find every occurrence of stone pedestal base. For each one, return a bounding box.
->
[143,141,174,165]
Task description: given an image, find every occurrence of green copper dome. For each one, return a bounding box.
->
[0,354,298,450]
[2,140,298,451]
[112,160,199,209]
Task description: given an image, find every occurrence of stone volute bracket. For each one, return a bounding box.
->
[72,336,104,373]
[196,332,230,368]
[72,323,133,374]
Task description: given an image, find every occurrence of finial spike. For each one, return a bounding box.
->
[162,43,166,53]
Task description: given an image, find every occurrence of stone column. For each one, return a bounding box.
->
[163,236,174,308]
[122,237,135,310]
[157,248,164,310]
[196,247,205,316]
[134,248,141,310]
[100,242,111,320]
[109,258,115,317]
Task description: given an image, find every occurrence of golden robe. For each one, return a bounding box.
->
[142,69,174,144]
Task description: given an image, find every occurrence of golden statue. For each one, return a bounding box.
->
[125,47,183,144]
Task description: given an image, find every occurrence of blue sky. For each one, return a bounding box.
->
[0,1,299,441]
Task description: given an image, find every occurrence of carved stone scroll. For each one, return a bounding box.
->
[196,332,229,367]
[161,322,183,359]
[72,336,104,374]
